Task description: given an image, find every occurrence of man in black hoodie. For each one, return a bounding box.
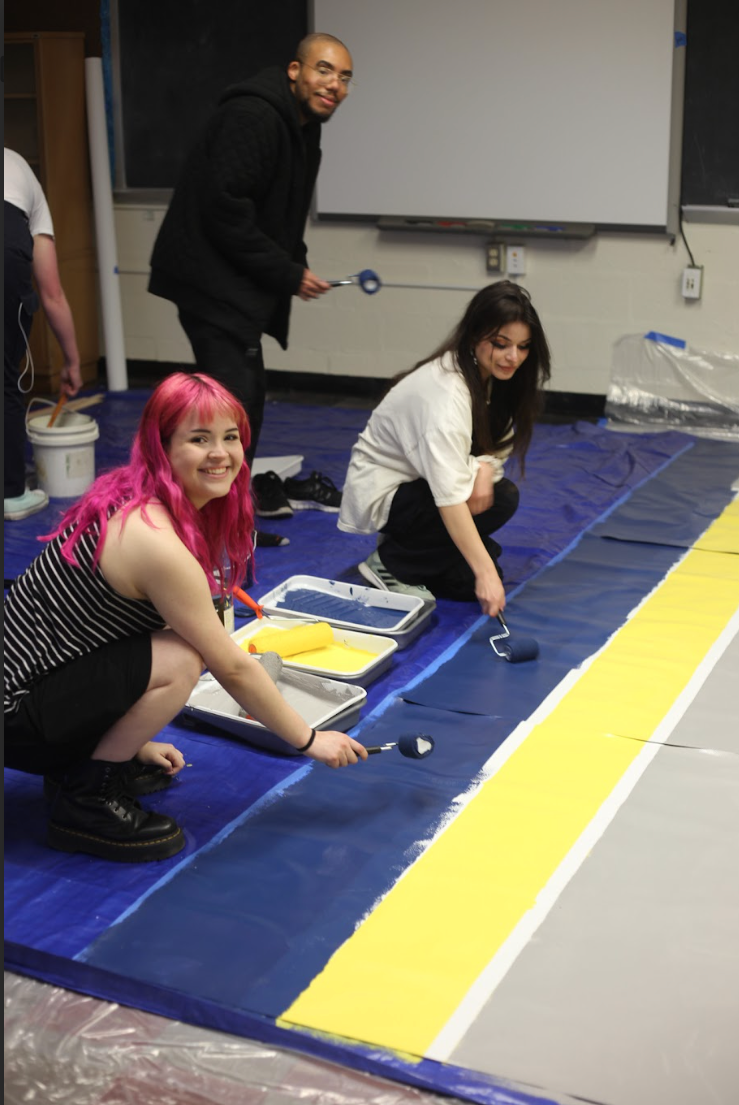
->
[148,33,353,527]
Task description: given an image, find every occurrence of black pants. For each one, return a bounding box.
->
[379,477,520,601]
[4,202,38,498]
[178,310,265,467]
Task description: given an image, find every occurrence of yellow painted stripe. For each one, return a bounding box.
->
[279,508,739,1056]
[693,494,738,552]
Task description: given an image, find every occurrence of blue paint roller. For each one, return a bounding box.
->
[365,732,435,759]
[489,613,539,663]
[329,269,381,294]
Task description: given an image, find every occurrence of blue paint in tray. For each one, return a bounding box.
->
[273,587,406,628]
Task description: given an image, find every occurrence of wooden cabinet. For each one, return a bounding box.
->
[4,32,99,394]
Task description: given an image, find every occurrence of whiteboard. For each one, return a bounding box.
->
[313,0,681,228]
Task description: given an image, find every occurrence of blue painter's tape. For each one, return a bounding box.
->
[645,331,686,349]
[675,31,687,48]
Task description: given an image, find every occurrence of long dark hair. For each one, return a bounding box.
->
[394,281,551,470]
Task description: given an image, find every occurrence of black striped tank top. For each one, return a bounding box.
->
[4,520,166,715]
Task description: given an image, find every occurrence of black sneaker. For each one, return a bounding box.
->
[254,529,290,548]
[252,472,293,518]
[284,471,342,513]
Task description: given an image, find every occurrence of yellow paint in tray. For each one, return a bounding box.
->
[240,622,376,673]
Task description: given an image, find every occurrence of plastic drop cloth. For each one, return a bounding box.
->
[605,333,739,439]
[4,972,453,1105]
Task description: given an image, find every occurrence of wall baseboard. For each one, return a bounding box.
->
[109,360,606,421]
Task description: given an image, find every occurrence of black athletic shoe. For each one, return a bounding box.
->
[284,471,342,513]
[43,758,173,804]
[47,760,185,863]
[252,471,293,518]
[254,529,290,548]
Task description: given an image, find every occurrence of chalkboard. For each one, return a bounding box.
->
[118,0,306,189]
[680,0,739,207]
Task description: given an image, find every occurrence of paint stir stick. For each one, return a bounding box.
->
[47,392,68,428]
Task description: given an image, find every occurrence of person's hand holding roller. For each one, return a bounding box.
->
[298,268,331,300]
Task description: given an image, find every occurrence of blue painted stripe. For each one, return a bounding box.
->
[75,762,312,961]
[78,538,683,1014]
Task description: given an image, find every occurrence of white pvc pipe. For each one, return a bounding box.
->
[85,57,128,391]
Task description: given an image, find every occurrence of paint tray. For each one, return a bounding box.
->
[183,660,367,756]
[231,617,398,686]
[385,597,437,650]
[257,574,428,637]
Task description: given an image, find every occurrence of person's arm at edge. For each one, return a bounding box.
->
[32,234,82,396]
[438,501,506,617]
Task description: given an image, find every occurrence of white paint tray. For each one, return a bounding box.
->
[183,659,367,756]
[385,598,437,650]
[257,575,426,635]
[231,617,397,686]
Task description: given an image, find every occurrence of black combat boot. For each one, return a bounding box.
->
[47,759,185,862]
[43,758,173,804]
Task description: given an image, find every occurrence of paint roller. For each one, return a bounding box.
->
[258,651,284,683]
[365,733,435,759]
[328,269,381,294]
[489,613,539,663]
[239,651,283,718]
[247,621,334,658]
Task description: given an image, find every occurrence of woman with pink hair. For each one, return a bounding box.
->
[4,373,366,863]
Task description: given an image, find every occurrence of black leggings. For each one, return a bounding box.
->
[178,311,265,467]
[379,477,519,601]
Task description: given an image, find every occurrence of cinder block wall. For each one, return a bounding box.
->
[114,205,738,396]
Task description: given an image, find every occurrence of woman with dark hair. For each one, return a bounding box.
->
[338,281,551,616]
[4,373,366,863]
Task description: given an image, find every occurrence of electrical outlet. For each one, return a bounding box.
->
[681,266,703,300]
[486,242,505,273]
[507,244,526,275]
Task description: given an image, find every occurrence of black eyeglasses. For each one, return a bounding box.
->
[303,62,355,91]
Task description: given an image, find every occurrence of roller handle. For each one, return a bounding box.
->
[364,734,435,759]
[233,585,266,618]
[328,270,381,294]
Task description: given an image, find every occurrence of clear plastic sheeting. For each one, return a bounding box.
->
[4,972,452,1105]
[605,333,739,439]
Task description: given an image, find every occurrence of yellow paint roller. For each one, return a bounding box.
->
[247,622,334,658]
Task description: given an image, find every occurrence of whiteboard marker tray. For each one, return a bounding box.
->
[257,574,427,635]
[232,617,397,686]
[183,660,367,756]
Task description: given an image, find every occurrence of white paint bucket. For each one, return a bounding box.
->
[26,407,100,498]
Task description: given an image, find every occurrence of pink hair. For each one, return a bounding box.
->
[46,373,254,596]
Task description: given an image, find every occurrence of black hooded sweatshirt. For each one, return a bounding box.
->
[148,67,321,349]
